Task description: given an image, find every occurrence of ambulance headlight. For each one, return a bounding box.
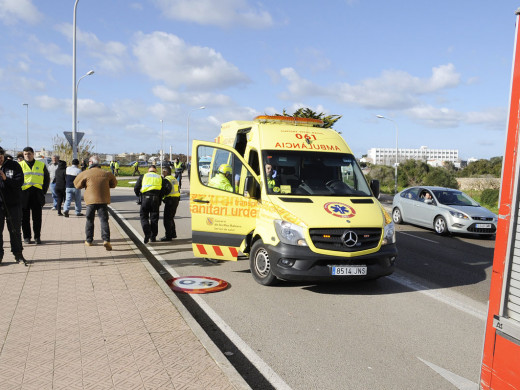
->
[383,222,396,245]
[274,220,308,246]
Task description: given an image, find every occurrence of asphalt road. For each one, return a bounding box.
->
[110,186,492,390]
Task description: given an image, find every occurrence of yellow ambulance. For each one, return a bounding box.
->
[190,115,397,285]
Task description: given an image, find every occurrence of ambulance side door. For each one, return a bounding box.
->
[190,141,260,261]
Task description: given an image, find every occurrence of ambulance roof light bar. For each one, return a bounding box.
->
[254,115,324,127]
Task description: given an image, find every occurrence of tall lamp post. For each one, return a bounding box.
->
[376,115,399,194]
[186,106,205,167]
[160,119,164,172]
[72,0,80,159]
[22,103,29,146]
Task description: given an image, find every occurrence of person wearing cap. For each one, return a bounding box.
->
[208,163,234,192]
[134,165,171,244]
[20,146,50,245]
[63,158,83,217]
[0,146,26,264]
[74,155,117,250]
[160,166,180,241]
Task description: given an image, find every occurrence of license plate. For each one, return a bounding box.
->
[476,223,492,229]
[331,266,367,276]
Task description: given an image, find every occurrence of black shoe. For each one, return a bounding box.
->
[150,237,156,242]
[172,235,177,239]
[58,212,63,216]
[35,238,42,245]
[159,236,172,242]
[14,253,27,265]
[76,213,84,216]
[64,211,69,218]
[23,238,31,244]
[144,235,150,244]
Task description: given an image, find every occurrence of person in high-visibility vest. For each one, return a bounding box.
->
[133,165,171,244]
[160,166,180,241]
[20,146,50,245]
[114,161,120,176]
[172,158,185,189]
[265,163,281,193]
[132,161,140,176]
[208,164,234,192]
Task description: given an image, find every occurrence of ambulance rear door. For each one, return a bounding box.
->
[190,141,260,261]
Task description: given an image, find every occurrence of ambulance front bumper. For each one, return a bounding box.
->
[265,242,397,281]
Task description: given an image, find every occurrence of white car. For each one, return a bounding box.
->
[199,164,210,176]
[391,186,497,237]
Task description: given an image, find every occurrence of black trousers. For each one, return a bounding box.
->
[140,195,161,239]
[56,188,65,214]
[0,203,23,257]
[85,204,110,242]
[22,191,43,240]
[163,197,179,239]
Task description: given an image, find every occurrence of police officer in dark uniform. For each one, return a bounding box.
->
[134,165,171,244]
[0,146,26,264]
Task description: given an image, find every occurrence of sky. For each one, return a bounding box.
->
[0,0,519,161]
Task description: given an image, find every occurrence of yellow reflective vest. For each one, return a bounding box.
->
[208,173,233,192]
[164,175,180,198]
[20,160,45,190]
[141,172,162,193]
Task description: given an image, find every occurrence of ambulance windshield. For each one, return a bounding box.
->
[262,151,372,196]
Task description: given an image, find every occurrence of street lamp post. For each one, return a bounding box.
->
[160,119,164,172]
[22,103,28,146]
[72,0,80,159]
[186,106,205,169]
[376,115,399,194]
[74,69,94,156]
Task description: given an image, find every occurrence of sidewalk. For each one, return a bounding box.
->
[0,205,241,389]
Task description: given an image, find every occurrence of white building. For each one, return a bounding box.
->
[366,146,459,166]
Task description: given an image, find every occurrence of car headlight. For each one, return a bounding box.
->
[449,210,469,220]
[274,220,308,246]
[383,221,396,245]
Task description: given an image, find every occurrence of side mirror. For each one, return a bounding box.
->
[244,176,260,199]
[370,180,380,199]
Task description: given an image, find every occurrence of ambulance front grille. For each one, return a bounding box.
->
[309,228,381,253]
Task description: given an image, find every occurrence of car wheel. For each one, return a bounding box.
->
[434,216,449,235]
[392,207,403,224]
[250,240,277,286]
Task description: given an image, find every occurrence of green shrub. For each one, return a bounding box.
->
[480,188,499,208]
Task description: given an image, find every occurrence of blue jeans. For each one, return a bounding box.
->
[64,188,82,214]
[50,182,57,208]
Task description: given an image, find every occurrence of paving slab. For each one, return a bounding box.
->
[0,204,244,390]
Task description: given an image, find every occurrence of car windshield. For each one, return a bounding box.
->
[432,189,480,206]
[261,150,372,196]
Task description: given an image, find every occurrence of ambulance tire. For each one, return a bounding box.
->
[250,240,277,286]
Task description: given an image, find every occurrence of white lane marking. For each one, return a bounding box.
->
[418,357,478,390]
[110,206,292,390]
[397,230,439,243]
[388,272,487,321]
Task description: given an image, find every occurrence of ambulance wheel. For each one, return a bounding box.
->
[250,240,277,286]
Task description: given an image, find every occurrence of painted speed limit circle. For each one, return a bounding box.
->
[167,276,229,294]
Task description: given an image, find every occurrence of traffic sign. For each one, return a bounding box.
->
[63,131,84,147]
[166,276,229,294]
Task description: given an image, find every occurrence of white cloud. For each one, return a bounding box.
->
[133,31,249,91]
[154,0,273,28]
[405,105,464,128]
[55,24,128,73]
[152,85,233,107]
[29,35,71,66]
[0,0,42,25]
[35,95,66,110]
[465,107,507,130]
[280,64,461,110]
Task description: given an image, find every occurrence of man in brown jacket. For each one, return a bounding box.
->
[74,155,117,250]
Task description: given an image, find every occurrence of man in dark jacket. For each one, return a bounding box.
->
[0,146,26,264]
[134,165,171,244]
[54,160,67,216]
[20,146,50,245]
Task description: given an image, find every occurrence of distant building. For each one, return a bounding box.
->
[366,146,459,166]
